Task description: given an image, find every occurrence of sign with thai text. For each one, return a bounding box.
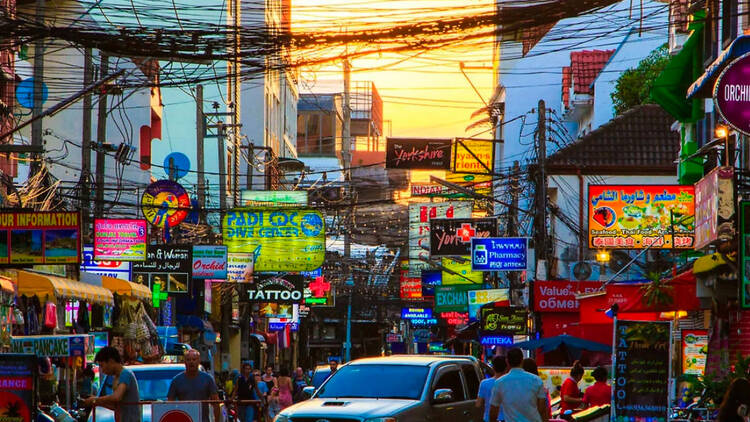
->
[0,211,80,264]
[93,219,147,261]
[409,201,472,276]
[192,246,227,279]
[533,280,603,312]
[241,190,308,207]
[400,265,422,300]
[429,218,497,256]
[471,237,528,271]
[132,245,192,293]
[694,167,735,250]
[588,185,695,249]
[715,51,750,136]
[385,138,452,170]
[223,209,325,272]
[434,285,481,313]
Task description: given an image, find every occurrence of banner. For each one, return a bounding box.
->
[223,209,325,272]
[441,257,482,284]
[480,305,527,335]
[429,218,497,257]
[385,138,452,170]
[0,211,80,264]
[694,167,735,250]
[533,280,603,312]
[681,329,708,376]
[408,201,472,276]
[0,354,35,422]
[81,245,131,280]
[93,219,147,261]
[241,274,303,303]
[614,320,671,422]
[588,185,695,249]
[132,245,192,293]
[471,237,528,271]
[434,285,481,313]
[192,246,227,279]
[468,289,509,321]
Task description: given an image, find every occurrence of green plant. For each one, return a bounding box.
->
[611,43,670,115]
[640,271,673,307]
[697,353,750,408]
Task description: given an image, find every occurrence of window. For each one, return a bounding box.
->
[723,0,738,48]
[433,367,465,402]
[316,365,428,400]
[704,0,720,66]
[461,364,480,399]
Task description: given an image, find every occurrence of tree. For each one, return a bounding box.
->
[611,43,670,115]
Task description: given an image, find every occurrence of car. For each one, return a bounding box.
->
[310,365,332,389]
[274,355,484,422]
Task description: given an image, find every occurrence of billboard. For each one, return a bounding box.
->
[479,306,527,336]
[451,138,495,175]
[132,245,192,293]
[714,51,750,136]
[241,190,308,208]
[694,167,735,250]
[81,245,131,280]
[93,219,147,261]
[434,284,481,313]
[588,185,695,249]
[533,280,602,313]
[429,218,497,256]
[0,354,36,422]
[385,138,452,170]
[0,211,80,264]
[408,201,472,276]
[304,276,334,306]
[242,274,303,303]
[223,209,325,272]
[192,246,227,279]
[471,237,528,271]
[441,257,482,284]
[468,288,509,320]
[742,201,750,309]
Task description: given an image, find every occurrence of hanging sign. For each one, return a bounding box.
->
[479,305,526,335]
[0,211,80,264]
[614,320,671,422]
[141,180,191,228]
[81,245,131,280]
[227,253,254,283]
[588,185,695,249]
[742,201,750,309]
[93,219,147,261]
[192,246,227,279]
[434,284,481,313]
[441,256,483,285]
[401,308,432,319]
[0,354,36,422]
[421,270,441,297]
[400,265,422,300]
[241,190,308,207]
[440,312,469,325]
[10,335,91,357]
[533,280,603,312]
[468,289,509,321]
[681,329,708,376]
[714,51,750,136]
[694,167,735,250]
[304,276,334,306]
[429,218,497,257]
[385,138,452,170]
[242,274,303,303]
[132,245,192,293]
[408,201,472,276]
[471,237,528,271]
[451,138,495,175]
[223,209,325,272]
[480,336,513,346]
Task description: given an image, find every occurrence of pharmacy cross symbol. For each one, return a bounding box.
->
[152,282,168,308]
[309,276,330,298]
[456,223,475,242]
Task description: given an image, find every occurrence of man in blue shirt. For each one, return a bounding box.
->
[168,349,221,422]
[490,348,548,422]
[83,347,140,422]
[477,356,507,422]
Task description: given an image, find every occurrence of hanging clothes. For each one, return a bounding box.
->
[90,304,103,328]
[76,301,90,333]
[26,302,40,335]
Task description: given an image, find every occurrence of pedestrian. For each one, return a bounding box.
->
[79,364,96,399]
[167,349,221,422]
[522,358,551,419]
[489,348,548,422]
[277,368,294,410]
[267,388,281,421]
[718,378,750,422]
[559,361,585,413]
[292,367,310,403]
[261,365,277,391]
[324,359,338,383]
[253,370,269,422]
[233,363,264,422]
[582,366,611,407]
[83,347,140,422]
[226,369,240,397]
[476,356,506,422]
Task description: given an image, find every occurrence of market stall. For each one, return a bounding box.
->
[0,276,14,351]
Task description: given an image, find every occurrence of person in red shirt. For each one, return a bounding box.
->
[559,361,584,413]
[583,366,611,407]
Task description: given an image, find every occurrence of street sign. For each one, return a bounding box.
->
[471,237,528,271]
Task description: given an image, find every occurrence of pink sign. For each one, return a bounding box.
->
[93,219,148,261]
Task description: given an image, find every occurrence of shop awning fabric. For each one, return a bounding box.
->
[16,270,113,305]
[514,334,610,353]
[0,276,14,294]
[687,35,750,99]
[101,276,151,300]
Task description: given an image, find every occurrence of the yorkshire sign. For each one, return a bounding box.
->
[243,274,304,303]
[385,138,452,170]
[715,52,750,136]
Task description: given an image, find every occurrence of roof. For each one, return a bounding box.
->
[569,49,615,94]
[347,355,477,366]
[298,94,338,112]
[546,104,679,174]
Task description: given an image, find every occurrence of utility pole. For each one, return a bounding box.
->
[217,121,227,217]
[30,0,45,175]
[81,48,92,240]
[507,160,520,290]
[534,99,548,280]
[95,54,109,217]
[343,57,353,362]
[196,85,205,223]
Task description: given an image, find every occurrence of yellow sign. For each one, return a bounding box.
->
[441,256,483,284]
[451,139,494,174]
[223,209,325,272]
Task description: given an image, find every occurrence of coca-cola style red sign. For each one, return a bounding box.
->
[534,280,602,313]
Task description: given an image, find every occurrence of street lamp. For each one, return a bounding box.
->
[715,125,729,166]
[596,250,610,263]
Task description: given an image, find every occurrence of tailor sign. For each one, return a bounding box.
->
[93,219,147,261]
[715,52,750,136]
[223,209,325,272]
[471,237,528,271]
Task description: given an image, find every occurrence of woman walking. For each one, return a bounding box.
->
[277,368,294,410]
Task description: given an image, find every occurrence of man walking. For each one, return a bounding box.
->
[489,348,548,422]
[83,347,140,422]
[168,349,221,422]
[234,362,264,422]
[477,356,506,422]
[292,367,310,403]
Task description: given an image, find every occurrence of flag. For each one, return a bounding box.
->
[279,323,291,349]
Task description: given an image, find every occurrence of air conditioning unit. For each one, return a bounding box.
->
[568,261,602,281]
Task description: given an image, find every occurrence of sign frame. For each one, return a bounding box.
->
[93,219,147,262]
[429,218,498,257]
[471,237,528,271]
[385,138,452,170]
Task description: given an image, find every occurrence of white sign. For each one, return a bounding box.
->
[80,245,131,280]
[152,402,202,422]
[227,253,253,283]
[408,201,471,276]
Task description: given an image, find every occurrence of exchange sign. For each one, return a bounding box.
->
[223,209,325,272]
[0,211,80,264]
[471,237,528,271]
[93,219,147,261]
[588,185,695,249]
[434,285,481,313]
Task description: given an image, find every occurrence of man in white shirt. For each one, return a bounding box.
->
[477,355,507,422]
[489,348,548,422]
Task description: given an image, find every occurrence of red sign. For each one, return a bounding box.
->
[534,280,602,312]
[400,269,422,300]
[159,410,192,422]
[440,312,469,325]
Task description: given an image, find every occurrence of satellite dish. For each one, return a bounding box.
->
[572,261,592,281]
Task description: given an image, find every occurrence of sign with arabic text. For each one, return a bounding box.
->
[0,211,80,264]
[480,305,526,335]
[192,246,227,279]
[429,218,497,257]
[0,354,36,422]
[409,201,472,276]
[93,219,147,261]
[694,167,735,250]
[471,237,528,271]
[385,138,451,170]
[132,245,192,293]
[223,209,325,272]
[588,185,695,249]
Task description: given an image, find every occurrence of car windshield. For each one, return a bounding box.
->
[311,369,330,388]
[132,369,182,401]
[316,365,428,400]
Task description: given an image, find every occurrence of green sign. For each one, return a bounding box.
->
[741,201,750,308]
[240,191,308,207]
[434,285,482,313]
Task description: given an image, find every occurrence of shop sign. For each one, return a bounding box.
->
[269,322,299,331]
[223,209,325,272]
[440,311,469,325]
[401,307,432,319]
[421,270,441,297]
[192,246,227,279]
[81,245,131,280]
[441,256,483,285]
[227,253,253,283]
[588,185,695,249]
[410,318,438,326]
[480,305,527,335]
[714,51,750,136]
[400,266,422,300]
[468,289,509,321]
[413,329,432,343]
[304,276,334,307]
[411,184,445,197]
[694,167,735,250]
[451,138,494,175]
[408,201,472,276]
[0,354,35,422]
[241,190,308,208]
[434,284,481,313]
[243,274,303,303]
[141,180,190,228]
[385,138,452,170]
[471,237,528,271]
[742,201,750,309]
[429,342,447,352]
[93,219,147,261]
[259,303,295,318]
[298,304,310,317]
[10,335,90,357]
[132,245,192,293]
[0,211,80,264]
[429,218,497,257]
[614,320,671,421]
[386,333,403,343]
[480,335,513,346]
[681,329,708,376]
[533,280,603,312]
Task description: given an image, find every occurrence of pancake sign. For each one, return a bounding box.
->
[141,180,190,228]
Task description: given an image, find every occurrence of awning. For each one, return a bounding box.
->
[0,276,14,294]
[687,35,750,99]
[514,334,611,353]
[101,276,151,300]
[16,270,113,305]
[606,270,700,312]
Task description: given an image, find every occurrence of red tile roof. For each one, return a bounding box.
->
[562,66,572,107]
[569,49,615,95]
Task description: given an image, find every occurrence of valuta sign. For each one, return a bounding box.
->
[715,52,750,136]
[534,280,603,312]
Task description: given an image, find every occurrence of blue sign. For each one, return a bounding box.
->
[301,267,323,278]
[164,152,191,179]
[16,77,48,109]
[471,237,528,271]
[480,335,514,346]
[421,270,441,297]
[269,322,299,331]
[401,308,433,319]
[80,245,132,280]
[410,318,438,326]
